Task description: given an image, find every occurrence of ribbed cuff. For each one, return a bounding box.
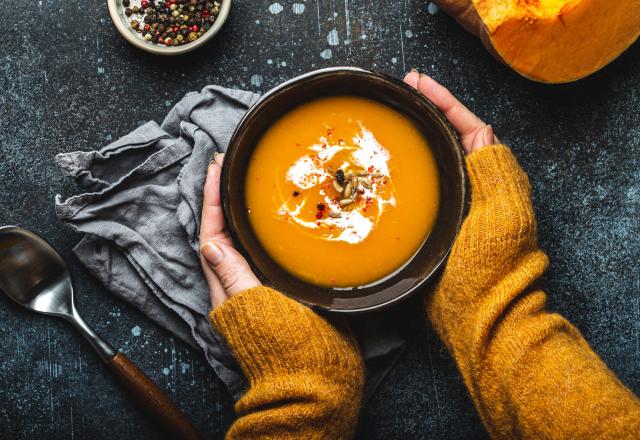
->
[209,286,361,385]
[467,144,531,202]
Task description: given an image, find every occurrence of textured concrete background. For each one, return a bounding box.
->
[1,0,638,438]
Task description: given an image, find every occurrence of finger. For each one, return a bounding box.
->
[403,70,420,88]
[200,255,228,308]
[416,74,486,150]
[470,124,498,153]
[201,241,261,296]
[200,154,229,243]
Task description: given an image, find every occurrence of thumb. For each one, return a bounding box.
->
[469,124,497,153]
[200,241,261,296]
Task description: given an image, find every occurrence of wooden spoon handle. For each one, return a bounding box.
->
[108,352,201,440]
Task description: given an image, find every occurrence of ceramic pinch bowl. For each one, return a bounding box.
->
[107,0,231,55]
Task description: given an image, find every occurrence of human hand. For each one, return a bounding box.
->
[403,70,537,298]
[199,153,260,308]
[403,69,498,154]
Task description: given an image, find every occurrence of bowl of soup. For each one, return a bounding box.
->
[221,67,467,313]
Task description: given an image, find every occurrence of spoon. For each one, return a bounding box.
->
[0,226,200,440]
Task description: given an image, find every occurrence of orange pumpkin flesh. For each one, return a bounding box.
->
[435,0,640,83]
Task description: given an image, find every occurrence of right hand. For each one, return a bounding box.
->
[404,69,539,295]
[403,69,498,154]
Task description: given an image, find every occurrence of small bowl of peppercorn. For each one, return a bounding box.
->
[107,0,231,55]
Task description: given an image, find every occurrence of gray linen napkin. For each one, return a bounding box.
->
[54,85,404,400]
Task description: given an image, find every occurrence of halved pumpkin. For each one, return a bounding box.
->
[434,0,640,83]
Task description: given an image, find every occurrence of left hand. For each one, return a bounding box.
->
[199,153,260,308]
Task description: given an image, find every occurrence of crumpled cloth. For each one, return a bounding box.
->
[54,85,405,400]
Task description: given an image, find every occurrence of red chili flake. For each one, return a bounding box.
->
[365,197,374,209]
[316,221,322,226]
[315,211,323,219]
[368,166,374,173]
[292,191,300,197]
[296,143,302,148]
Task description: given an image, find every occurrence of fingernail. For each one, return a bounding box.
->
[483,125,495,146]
[201,241,223,265]
[410,68,418,73]
[208,152,220,170]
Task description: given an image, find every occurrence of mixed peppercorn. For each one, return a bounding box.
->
[123,0,222,47]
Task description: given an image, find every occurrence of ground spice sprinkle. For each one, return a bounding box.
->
[123,0,222,46]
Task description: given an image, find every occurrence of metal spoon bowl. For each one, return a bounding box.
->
[0,226,200,439]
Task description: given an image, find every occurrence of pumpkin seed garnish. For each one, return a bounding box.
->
[360,177,372,189]
[333,180,344,193]
[343,181,353,198]
[339,198,354,207]
[328,210,342,218]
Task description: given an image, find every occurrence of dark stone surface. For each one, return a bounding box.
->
[1,0,638,438]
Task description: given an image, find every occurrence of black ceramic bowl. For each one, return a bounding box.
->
[221,67,466,313]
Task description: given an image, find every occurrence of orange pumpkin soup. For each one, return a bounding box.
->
[245,96,439,287]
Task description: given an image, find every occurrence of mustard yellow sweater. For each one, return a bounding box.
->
[210,145,640,439]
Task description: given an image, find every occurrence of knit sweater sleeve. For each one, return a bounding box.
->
[427,145,640,439]
[209,286,364,440]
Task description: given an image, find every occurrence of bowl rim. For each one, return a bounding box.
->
[221,67,467,313]
[106,0,232,55]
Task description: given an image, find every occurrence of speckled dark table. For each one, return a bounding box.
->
[1,1,638,439]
